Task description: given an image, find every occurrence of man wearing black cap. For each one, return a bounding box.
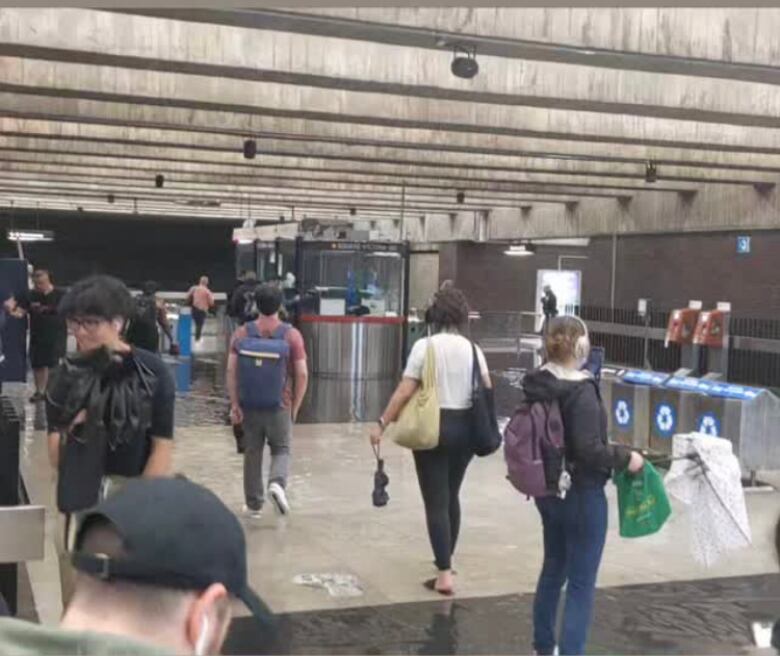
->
[0,477,273,655]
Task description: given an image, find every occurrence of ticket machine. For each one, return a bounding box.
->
[693,304,731,379]
[665,305,702,376]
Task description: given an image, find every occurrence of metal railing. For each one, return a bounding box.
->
[471,307,780,389]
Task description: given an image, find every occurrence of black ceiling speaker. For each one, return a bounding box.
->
[645,160,657,183]
[451,45,479,79]
[243,139,257,160]
[155,174,164,188]
[107,193,115,204]
[349,207,357,216]
[279,214,285,222]
[456,190,465,204]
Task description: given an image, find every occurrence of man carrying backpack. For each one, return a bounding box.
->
[125,281,176,354]
[226,283,308,519]
[228,271,261,326]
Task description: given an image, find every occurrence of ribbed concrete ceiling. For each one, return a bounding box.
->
[1,8,779,238]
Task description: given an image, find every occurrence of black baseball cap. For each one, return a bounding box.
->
[71,477,274,627]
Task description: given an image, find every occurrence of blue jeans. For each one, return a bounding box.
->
[533,485,608,656]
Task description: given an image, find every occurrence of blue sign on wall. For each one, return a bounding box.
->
[737,236,751,254]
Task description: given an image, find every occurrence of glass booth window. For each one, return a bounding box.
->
[300,246,404,317]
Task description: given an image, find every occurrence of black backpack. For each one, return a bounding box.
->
[240,286,260,323]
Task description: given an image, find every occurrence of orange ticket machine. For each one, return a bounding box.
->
[665,308,700,347]
[693,306,731,379]
[665,307,702,376]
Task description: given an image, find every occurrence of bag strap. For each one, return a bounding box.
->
[245,320,261,339]
[272,323,291,340]
[470,341,483,395]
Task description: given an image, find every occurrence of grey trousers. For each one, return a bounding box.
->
[243,408,292,510]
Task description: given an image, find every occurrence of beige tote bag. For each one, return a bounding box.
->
[387,339,440,450]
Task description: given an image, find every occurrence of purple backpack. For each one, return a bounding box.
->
[504,400,565,498]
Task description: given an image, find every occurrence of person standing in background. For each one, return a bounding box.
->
[19,269,67,403]
[125,281,176,354]
[186,275,215,342]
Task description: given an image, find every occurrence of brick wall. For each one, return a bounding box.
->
[444,230,780,317]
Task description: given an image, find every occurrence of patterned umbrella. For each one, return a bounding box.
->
[663,433,752,568]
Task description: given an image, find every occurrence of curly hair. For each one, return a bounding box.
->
[425,285,470,331]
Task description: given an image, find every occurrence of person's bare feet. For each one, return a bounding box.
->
[436,569,454,592]
[424,570,455,595]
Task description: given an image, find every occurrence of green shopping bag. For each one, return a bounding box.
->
[614,462,672,538]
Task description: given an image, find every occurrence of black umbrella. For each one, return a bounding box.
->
[372,443,389,507]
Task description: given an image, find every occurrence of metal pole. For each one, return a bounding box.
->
[610,231,618,313]
[399,183,406,240]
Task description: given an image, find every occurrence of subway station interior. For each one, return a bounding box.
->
[2,7,780,656]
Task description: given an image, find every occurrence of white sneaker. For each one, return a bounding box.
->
[242,505,262,520]
[268,482,289,516]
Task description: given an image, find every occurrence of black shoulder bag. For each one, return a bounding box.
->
[469,343,502,457]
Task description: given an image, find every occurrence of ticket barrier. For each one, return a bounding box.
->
[0,398,45,616]
[604,369,670,450]
[693,309,730,379]
[665,307,701,375]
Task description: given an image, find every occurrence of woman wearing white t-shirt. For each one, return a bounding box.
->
[370,286,490,596]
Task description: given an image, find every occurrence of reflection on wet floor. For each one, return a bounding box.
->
[168,354,526,429]
[224,573,780,655]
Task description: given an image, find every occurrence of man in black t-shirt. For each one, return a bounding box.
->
[18,269,67,402]
[45,275,175,605]
[46,275,175,483]
[228,270,261,325]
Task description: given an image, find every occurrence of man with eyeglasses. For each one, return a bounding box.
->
[45,275,175,604]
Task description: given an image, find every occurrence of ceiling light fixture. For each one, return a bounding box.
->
[8,229,54,243]
[451,44,479,79]
[243,139,257,160]
[503,243,536,257]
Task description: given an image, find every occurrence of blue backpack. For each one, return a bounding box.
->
[237,322,291,410]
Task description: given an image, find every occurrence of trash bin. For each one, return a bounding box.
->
[603,369,668,450]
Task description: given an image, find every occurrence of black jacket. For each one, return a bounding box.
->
[522,366,631,486]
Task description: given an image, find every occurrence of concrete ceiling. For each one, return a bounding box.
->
[1,8,780,239]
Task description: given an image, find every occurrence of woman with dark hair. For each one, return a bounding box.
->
[522,315,644,656]
[370,285,491,596]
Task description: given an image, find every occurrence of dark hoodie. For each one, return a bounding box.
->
[522,363,631,487]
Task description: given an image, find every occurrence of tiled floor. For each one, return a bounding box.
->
[8,354,780,653]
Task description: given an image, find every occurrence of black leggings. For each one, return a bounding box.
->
[192,308,207,340]
[414,409,474,571]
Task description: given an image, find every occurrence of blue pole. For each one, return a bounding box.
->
[177,307,192,357]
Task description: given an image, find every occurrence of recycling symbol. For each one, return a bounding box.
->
[655,402,676,438]
[614,399,631,428]
[698,413,721,437]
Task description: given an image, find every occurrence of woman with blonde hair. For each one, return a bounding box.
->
[522,315,644,656]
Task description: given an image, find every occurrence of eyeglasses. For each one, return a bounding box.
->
[66,317,107,332]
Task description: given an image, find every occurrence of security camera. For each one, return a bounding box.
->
[451,45,479,79]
